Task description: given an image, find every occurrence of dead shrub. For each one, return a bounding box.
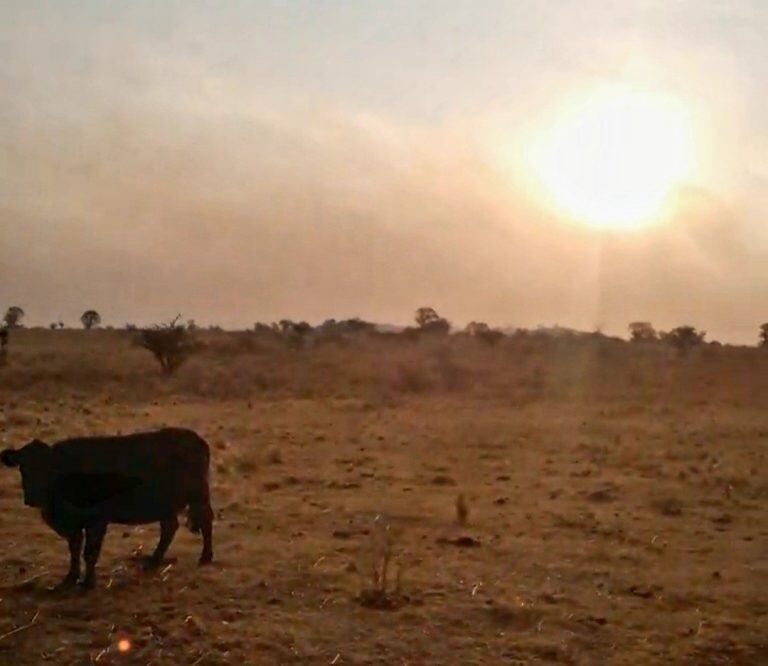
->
[137,316,202,375]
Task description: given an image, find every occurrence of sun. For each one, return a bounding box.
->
[530,84,698,229]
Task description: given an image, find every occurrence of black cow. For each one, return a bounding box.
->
[1,428,213,589]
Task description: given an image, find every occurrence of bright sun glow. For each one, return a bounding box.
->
[531,85,698,229]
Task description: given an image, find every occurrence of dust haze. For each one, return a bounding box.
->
[1,2,765,340]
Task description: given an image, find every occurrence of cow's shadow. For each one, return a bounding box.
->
[2,560,168,599]
[2,553,225,599]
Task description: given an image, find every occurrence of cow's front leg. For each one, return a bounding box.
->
[143,516,179,570]
[58,530,83,588]
[80,523,107,590]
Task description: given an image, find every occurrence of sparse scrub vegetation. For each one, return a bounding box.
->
[0,318,766,664]
[390,363,433,393]
[1,321,767,407]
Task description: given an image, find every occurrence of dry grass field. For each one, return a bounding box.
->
[0,329,766,664]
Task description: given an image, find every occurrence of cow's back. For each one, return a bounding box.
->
[50,428,208,478]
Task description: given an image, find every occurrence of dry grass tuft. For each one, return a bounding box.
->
[653,496,685,516]
[455,493,469,525]
[357,518,409,610]
[264,446,283,465]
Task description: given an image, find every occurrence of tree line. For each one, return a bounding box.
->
[3,305,768,374]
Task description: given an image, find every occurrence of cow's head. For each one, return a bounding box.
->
[1,440,52,507]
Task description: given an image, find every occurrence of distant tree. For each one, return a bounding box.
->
[465,321,491,336]
[423,318,450,335]
[3,306,25,328]
[319,318,375,335]
[401,326,421,342]
[276,319,313,347]
[80,310,101,329]
[277,319,312,336]
[186,319,197,331]
[628,321,658,343]
[253,322,276,334]
[346,318,376,333]
[485,330,504,346]
[760,323,768,348]
[465,321,503,346]
[49,322,58,330]
[125,323,137,331]
[415,307,440,328]
[667,325,706,355]
[414,307,450,335]
[137,315,201,375]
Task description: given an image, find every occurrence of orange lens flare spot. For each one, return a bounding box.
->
[117,639,132,652]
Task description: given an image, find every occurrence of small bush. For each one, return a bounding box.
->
[137,316,202,375]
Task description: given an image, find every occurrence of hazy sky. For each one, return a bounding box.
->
[1,1,766,341]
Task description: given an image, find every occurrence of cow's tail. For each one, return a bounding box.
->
[187,480,210,534]
[186,435,212,535]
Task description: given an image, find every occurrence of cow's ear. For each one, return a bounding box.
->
[0,448,19,467]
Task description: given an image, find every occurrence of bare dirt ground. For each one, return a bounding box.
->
[0,330,766,664]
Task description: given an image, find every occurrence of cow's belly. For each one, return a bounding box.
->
[45,473,188,529]
[104,506,181,524]
[45,502,185,530]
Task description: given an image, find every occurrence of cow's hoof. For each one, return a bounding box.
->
[198,554,213,566]
[50,577,78,593]
[78,578,96,591]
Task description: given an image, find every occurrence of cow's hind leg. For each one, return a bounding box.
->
[143,516,179,569]
[55,530,83,589]
[81,523,107,590]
